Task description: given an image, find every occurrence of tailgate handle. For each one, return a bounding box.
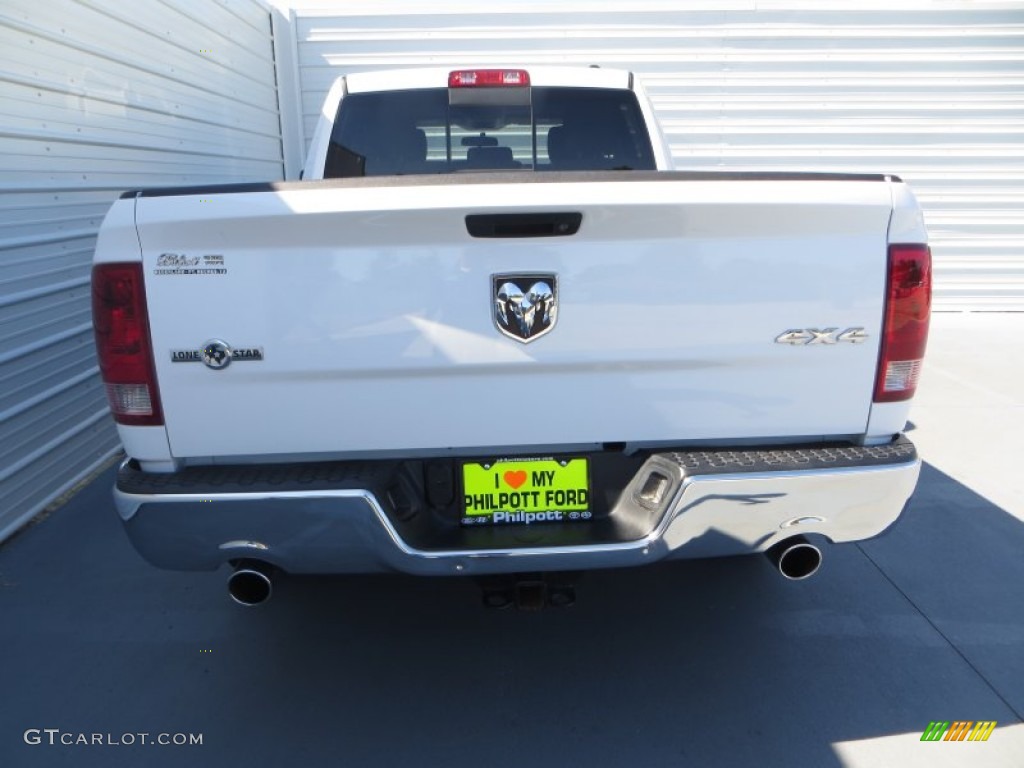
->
[465,212,582,238]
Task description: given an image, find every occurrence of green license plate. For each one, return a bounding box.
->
[461,457,590,526]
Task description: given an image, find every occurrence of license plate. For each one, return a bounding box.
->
[461,458,591,526]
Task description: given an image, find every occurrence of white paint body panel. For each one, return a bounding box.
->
[125,175,908,461]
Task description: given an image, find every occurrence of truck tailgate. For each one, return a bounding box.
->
[133,174,894,459]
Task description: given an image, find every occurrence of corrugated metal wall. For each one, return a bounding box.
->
[0,0,284,541]
[287,1,1024,311]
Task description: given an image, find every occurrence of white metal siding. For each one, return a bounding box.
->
[0,0,284,541]
[288,1,1024,311]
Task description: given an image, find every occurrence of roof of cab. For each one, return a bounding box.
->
[343,66,633,94]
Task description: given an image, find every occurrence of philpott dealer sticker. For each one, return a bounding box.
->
[461,457,591,526]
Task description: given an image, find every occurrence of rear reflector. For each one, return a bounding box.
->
[92,263,164,426]
[448,69,530,88]
[874,244,931,402]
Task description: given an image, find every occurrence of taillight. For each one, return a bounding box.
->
[448,69,530,88]
[92,263,164,426]
[874,244,931,402]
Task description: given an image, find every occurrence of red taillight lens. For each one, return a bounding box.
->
[448,69,530,88]
[92,263,163,426]
[874,244,931,402]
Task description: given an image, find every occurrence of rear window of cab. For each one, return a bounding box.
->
[325,86,656,177]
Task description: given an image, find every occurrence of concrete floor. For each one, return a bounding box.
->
[1,312,1022,767]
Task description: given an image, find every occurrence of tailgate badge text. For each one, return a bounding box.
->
[154,253,227,275]
[171,340,263,370]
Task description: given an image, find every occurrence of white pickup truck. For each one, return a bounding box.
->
[92,67,931,608]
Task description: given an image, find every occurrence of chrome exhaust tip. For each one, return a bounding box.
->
[766,535,822,581]
[227,562,273,606]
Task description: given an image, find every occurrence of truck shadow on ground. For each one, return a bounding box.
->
[210,462,1024,766]
[2,462,1022,767]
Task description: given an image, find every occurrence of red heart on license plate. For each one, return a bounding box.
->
[503,470,527,489]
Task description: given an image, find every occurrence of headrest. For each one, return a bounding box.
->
[466,146,516,169]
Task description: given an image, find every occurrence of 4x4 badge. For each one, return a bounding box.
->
[775,328,869,345]
[493,274,558,343]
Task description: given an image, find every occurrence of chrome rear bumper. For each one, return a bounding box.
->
[115,439,920,576]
